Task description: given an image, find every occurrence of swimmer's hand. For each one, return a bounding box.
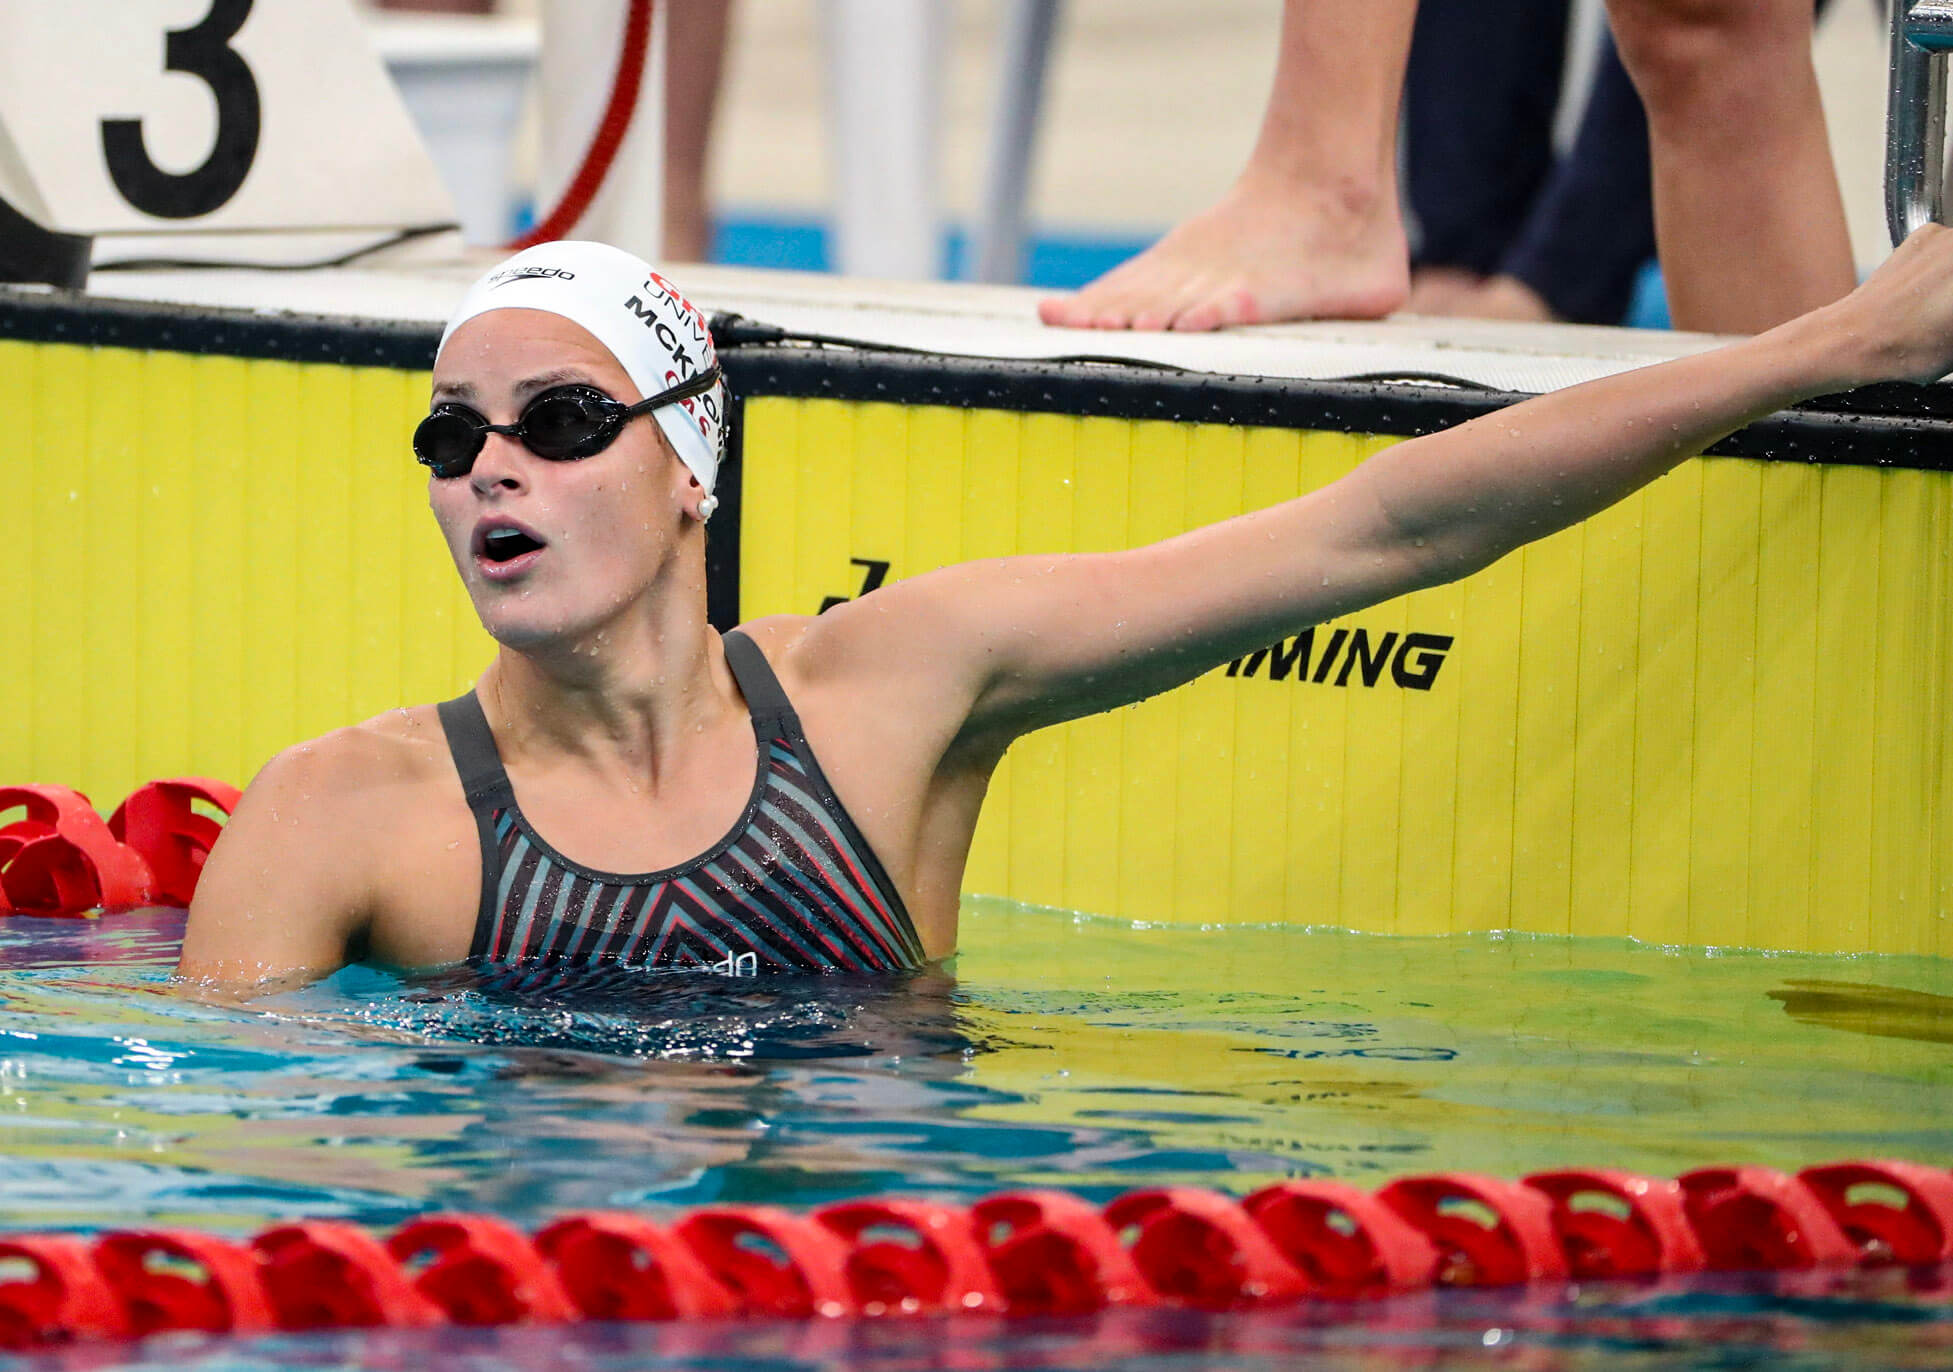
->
[1815,222,1953,387]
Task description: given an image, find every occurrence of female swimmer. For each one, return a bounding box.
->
[178,228,1953,992]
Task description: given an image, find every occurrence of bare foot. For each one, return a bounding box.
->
[1037,175,1410,332]
[1405,266,1485,316]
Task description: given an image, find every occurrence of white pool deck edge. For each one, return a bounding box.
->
[62,249,1743,399]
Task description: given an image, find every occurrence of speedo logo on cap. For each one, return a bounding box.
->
[486,265,577,287]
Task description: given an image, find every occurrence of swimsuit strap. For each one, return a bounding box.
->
[721,629,793,727]
[439,632,776,815]
[437,692,515,811]
[437,692,513,950]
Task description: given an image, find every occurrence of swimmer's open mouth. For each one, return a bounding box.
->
[474,520,548,566]
[483,529,543,562]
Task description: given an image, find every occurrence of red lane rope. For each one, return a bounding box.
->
[4,1161,1953,1349]
[0,780,237,917]
[506,0,656,250]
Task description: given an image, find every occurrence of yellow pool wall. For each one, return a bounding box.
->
[739,395,1953,958]
[4,336,1949,956]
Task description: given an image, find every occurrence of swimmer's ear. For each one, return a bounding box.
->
[680,470,718,523]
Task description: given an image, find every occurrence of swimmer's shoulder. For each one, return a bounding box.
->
[730,611,891,697]
[257,705,459,797]
[185,705,475,990]
[738,564,995,697]
[236,705,468,846]
[731,597,987,763]
[727,614,815,670]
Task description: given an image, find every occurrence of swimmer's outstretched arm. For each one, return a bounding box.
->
[842,225,1953,743]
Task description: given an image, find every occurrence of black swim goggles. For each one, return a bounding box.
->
[414,364,722,479]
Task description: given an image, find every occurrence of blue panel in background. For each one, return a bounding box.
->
[708,210,1159,292]
[711,213,832,274]
[1622,259,1671,331]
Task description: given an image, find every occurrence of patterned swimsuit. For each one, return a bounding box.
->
[436,631,924,973]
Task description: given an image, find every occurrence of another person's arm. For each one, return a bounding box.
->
[842,226,1953,742]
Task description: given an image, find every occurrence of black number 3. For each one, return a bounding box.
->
[101,0,261,220]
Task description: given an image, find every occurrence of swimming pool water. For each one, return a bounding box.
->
[2,899,1951,1367]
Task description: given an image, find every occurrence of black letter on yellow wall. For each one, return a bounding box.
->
[819,558,891,614]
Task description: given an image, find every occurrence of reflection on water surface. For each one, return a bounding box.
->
[1,899,1949,1234]
[1,901,1951,1367]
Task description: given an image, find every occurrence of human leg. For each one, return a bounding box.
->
[1604,0,1853,333]
[1488,30,1656,326]
[1403,0,1568,302]
[664,0,733,262]
[1037,0,1416,331]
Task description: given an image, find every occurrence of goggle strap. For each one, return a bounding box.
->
[621,362,723,421]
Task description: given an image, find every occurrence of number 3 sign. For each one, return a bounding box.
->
[0,0,452,235]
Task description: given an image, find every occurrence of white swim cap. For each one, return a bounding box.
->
[439,241,727,491]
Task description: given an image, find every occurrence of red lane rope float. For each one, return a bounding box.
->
[1523,1169,1705,1279]
[670,1206,856,1319]
[92,1231,275,1338]
[1376,1172,1568,1287]
[0,778,239,917]
[1678,1166,1860,1271]
[1106,1188,1311,1310]
[253,1223,444,1331]
[0,786,153,915]
[1798,1160,1953,1265]
[970,1191,1152,1315]
[815,1199,1001,1316]
[5,1167,1953,1349]
[108,779,241,908]
[0,1237,127,1346]
[535,1213,736,1321]
[1240,1180,1439,1298]
[506,0,655,250]
[387,1215,579,1326]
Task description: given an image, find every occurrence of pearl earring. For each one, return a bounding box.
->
[697,493,719,522]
